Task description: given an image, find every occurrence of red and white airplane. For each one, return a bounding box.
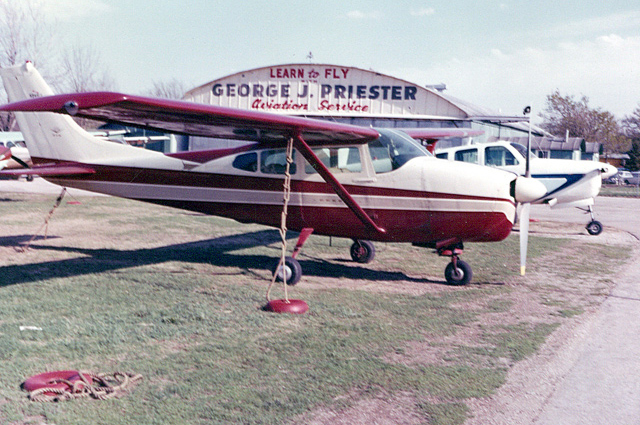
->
[0,62,545,285]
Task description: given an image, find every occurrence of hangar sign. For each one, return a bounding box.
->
[183,64,462,118]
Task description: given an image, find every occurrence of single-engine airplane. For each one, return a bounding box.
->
[434,140,617,235]
[0,133,32,173]
[0,62,546,285]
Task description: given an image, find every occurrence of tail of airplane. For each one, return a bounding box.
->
[0,62,180,168]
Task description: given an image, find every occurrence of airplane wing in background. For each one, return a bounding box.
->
[403,128,484,153]
[0,92,379,145]
[403,128,485,142]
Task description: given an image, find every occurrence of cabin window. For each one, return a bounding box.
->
[485,146,518,166]
[368,128,429,173]
[435,152,448,159]
[305,147,361,174]
[260,149,297,175]
[232,152,258,172]
[454,148,478,164]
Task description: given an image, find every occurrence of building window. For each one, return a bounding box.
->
[550,150,573,160]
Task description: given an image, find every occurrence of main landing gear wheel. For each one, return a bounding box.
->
[444,260,473,286]
[350,240,375,263]
[586,220,603,236]
[272,256,302,286]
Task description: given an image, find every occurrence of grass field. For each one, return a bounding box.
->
[0,192,631,425]
[601,184,640,197]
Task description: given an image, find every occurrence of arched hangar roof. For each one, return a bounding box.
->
[183,64,481,120]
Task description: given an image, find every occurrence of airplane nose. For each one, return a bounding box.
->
[601,164,617,179]
[513,175,547,203]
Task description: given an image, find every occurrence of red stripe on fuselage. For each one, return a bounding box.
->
[42,160,515,244]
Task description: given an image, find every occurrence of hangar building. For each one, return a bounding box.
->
[180,63,537,151]
[108,63,601,162]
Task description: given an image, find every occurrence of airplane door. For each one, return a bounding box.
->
[299,146,368,231]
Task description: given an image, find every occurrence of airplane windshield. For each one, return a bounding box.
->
[510,142,535,160]
[368,128,430,173]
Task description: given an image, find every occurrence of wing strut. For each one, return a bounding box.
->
[292,131,386,235]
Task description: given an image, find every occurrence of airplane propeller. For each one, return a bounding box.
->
[520,105,535,275]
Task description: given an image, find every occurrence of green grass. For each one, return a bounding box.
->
[600,185,640,197]
[0,193,631,425]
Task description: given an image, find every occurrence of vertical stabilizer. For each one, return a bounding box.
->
[0,62,180,168]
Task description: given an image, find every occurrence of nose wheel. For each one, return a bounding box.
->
[438,243,473,285]
[586,220,603,236]
[584,205,603,235]
[444,258,473,286]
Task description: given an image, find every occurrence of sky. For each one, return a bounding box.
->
[33,0,640,120]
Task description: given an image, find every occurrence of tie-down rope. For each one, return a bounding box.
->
[266,137,295,302]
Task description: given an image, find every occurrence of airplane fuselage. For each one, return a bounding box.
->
[43,133,518,245]
[435,141,616,208]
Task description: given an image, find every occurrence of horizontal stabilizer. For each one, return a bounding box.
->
[0,164,95,177]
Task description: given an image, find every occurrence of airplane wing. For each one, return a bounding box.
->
[0,92,379,145]
[403,128,485,142]
[403,128,484,153]
[1,91,385,234]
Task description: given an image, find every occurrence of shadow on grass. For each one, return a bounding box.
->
[0,229,442,288]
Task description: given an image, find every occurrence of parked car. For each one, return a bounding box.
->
[605,170,634,185]
[628,171,640,186]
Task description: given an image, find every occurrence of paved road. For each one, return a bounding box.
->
[515,197,640,425]
[531,196,640,239]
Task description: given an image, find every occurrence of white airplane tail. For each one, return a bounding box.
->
[0,62,180,168]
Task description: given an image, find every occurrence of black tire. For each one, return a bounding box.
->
[350,240,375,263]
[444,260,473,286]
[272,256,302,286]
[586,220,603,236]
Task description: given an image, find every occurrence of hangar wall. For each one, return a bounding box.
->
[180,63,533,151]
[183,64,468,120]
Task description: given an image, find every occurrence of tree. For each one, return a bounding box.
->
[145,79,188,100]
[540,90,630,155]
[0,0,57,130]
[0,0,56,68]
[622,105,640,171]
[0,1,116,131]
[59,43,116,93]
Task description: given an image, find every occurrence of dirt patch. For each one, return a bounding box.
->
[292,391,425,425]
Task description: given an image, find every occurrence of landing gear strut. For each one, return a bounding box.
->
[271,228,314,286]
[585,205,603,236]
[438,243,472,286]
